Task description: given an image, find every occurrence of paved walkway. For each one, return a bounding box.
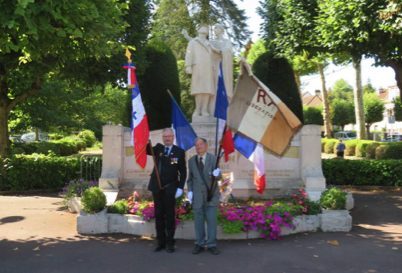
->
[0,188,401,273]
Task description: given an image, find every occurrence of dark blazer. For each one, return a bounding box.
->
[147,143,187,194]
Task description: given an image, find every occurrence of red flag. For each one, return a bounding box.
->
[221,128,234,162]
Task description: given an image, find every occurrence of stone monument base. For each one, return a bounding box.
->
[99,124,326,202]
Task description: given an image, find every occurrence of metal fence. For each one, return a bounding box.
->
[79,154,102,182]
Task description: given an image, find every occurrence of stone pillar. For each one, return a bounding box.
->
[99,125,124,204]
[300,125,326,201]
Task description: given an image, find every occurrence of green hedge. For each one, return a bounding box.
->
[356,140,375,157]
[323,159,402,186]
[12,137,87,156]
[375,142,402,160]
[344,140,357,156]
[321,139,402,159]
[0,154,81,191]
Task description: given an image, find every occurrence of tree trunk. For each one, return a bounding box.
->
[352,58,366,139]
[366,124,371,139]
[317,64,332,138]
[386,59,402,99]
[0,103,9,157]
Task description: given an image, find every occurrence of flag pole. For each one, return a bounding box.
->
[215,117,219,156]
[148,140,163,191]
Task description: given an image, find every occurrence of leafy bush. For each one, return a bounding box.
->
[323,159,402,186]
[320,187,346,210]
[12,137,86,156]
[78,130,97,147]
[355,140,373,157]
[1,154,80,191]
[365,142,380,159]
[81,187,106,214]
[344,139,357,156]
[375,142,402,159]
[324,139,338,154]
[108,200,129,214]
[305,200,321,215]
[62,179,98,200]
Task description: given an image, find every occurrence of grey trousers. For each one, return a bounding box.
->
[193,205,218,247]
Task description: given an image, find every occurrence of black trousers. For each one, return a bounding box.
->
[153,190,176,247]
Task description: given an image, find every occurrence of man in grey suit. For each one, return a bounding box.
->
[187,137,221,255]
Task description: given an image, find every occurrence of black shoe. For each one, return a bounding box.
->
[154,245,165,252]
[208,247,220,255]
[192,245,204,255]
[166,245,175,253]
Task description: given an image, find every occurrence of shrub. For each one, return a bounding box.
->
[78,130,97,147]
[320,187,346,210]
[2,154,81,191]
[81,187,106,214]
[344,139,357,156]
[355,140,373,157]
[375,142,402,159]
[62,179,98,200]
[323,159,402,186]
[12,136,86,156]
[365,142,380,159]
[324,139,338,154]
[107,199,129,214]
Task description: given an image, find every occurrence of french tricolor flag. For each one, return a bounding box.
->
[124,63,149,169]
[234,133,266,194]
[214,62,234,161]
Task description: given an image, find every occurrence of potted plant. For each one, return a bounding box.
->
[77,187,108,234]
[319,187,352,232]
[62,179,97,213]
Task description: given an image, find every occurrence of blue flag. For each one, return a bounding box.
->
[214,62,229,120]
[172,97,197,151]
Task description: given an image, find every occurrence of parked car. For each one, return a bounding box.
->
[334,131,357,140]
[20,132,49,143]
[383,134,402,142]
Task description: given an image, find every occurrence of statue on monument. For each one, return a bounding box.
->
[183,24,233,121]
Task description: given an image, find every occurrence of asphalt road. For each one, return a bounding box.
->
[0,188,401,273]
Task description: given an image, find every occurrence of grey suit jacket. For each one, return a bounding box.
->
[187,153,220,209]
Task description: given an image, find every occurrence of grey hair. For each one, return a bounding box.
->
[162,128,174,135]
[195,137,208,144]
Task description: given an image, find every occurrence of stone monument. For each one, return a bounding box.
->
[99,24,326,203]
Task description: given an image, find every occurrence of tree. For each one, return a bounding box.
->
[372,0,402,98]
[245,39,267,65]
[0,0,126,157]
[330,79,354,101]
[363,83,376,94]
[140,40,181,130]
[258,0,331,137]
[177,60,195,119]
[394,97,402,122]
[364,93,385,137]
[331,99,355,131]
[252,52,304,123]
[303,107,323,125]
[152,0,196,59]
[187,0,251,48]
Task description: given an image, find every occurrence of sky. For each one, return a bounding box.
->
[234,0,397,93]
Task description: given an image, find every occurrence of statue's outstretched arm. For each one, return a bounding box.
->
[182,29,192,41]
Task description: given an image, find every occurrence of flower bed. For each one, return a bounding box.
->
[77,188,351,238]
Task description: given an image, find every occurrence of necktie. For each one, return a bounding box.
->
[199,156,204,172]
[164,146,169,156]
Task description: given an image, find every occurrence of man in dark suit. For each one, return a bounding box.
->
[187,137,221,255]
[147,128,186,253]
